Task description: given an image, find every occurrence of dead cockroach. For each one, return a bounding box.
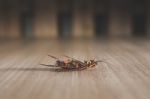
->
[40,55,106,71]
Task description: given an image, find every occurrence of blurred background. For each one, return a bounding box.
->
[0,0,150,40]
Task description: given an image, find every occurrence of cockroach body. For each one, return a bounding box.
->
[41,55,105,71]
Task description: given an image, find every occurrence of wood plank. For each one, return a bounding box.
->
[0,40,150,99]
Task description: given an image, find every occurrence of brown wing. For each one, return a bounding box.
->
[63,55,85,65]
[48,55,59,59]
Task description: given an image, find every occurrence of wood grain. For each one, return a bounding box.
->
[0,39,150,99]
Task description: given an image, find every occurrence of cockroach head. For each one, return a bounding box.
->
[90,60,98,64]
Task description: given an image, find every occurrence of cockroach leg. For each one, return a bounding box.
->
[48,55,58,59]
[40,64,58,67]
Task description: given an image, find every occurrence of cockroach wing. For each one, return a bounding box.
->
[63,55,85,65]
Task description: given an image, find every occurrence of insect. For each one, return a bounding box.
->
[40,55,106,71]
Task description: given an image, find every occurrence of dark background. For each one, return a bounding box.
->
[0,0,149,40]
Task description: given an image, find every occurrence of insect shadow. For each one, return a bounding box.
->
[0,67,80,72]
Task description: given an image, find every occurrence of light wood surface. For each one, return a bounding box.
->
[0,39,150,99]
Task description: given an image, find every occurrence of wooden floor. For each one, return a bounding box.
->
[0,39,150,99]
